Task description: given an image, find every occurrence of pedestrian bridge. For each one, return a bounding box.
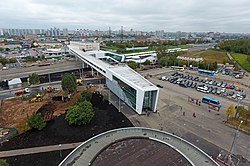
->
[59,127,219,166]
[68,43,159,115]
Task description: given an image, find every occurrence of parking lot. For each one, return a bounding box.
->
[130,68,250,164]
[158,71,248,106]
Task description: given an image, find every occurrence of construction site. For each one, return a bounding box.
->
[0,83,101,143]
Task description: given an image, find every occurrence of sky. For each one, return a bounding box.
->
[1,0,250,32]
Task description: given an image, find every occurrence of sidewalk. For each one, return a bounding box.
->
[0,142,81,158]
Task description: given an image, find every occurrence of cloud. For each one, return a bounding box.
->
[0,0,250,32]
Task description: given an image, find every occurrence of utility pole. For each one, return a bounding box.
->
[228,120,243,164]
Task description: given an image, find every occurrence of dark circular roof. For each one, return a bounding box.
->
[92,138,192,166]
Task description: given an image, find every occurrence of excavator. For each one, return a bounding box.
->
[30,94,43,102]
[76,79,83,86]
[47,86,53,93]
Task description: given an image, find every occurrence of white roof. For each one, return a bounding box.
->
[108,65,158,91]
[68,45,111,69]
[8,78,22,86]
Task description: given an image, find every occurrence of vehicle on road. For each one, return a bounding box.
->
[156,84,163,88]
[15,88,30,95]
[171,66,184,71]
[202,96,222,107]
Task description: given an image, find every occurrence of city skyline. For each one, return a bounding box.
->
[0,0,250,33]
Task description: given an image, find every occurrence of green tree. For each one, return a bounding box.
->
[238,106,250,124]
[144,59,151,65]
[27,113,46,130]
[65,100,94,125]
[127,61,138,70]
[158,57,167,66]
[29,73,40,85]
[9,57,17,63]
[79,91,92,102]
[156,46,167,60]
[25,55,33,62]
[224,104,236,121]
[0,58,9,65]
[235,106,245,119]
[62,73,77,93]
[0,159,9,166]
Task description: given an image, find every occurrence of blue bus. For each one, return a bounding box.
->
[198,69,215,76]
[202,96,221,107]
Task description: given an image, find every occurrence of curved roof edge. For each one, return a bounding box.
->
[59,127,219,166]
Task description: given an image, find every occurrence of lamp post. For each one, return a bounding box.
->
[229,120,243,161]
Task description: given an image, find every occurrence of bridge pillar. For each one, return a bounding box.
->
[91,67,94,76]
[48,73,51,82]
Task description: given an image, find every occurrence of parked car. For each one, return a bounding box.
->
[216,89,221,95]
[212,88,217,94]
[221,88,226,93]
[209,80,214,85]
[225,84,231,89]
[191,82,197,88]
[228,91,235,96]
[221,82,227,88]
[213,81,217,86]
[156,84,163,88]
[232,94,237,99]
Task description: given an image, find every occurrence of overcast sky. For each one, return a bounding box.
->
[1,0,250,32]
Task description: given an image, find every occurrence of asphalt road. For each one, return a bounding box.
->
[0,60,82,81]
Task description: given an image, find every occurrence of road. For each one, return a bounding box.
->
[0,60,82,81]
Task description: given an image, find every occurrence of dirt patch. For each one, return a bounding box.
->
[0,89,81,131]
[0,100,133,151]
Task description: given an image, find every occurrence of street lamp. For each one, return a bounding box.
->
[229,120,243,156]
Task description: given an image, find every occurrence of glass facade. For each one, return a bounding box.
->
[105,53,123,62]
[113,76,137,110]
[143,90,157,111]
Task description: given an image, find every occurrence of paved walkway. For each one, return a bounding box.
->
[0,142,81,158]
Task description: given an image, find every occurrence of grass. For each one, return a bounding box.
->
[165,45,192,49]
[231,52,250,72]
[181,49,228,63]
[227,118,250,133]
[102,45,120,50]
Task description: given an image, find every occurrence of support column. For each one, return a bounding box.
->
[91,67,94,76]
[48,73,51,82]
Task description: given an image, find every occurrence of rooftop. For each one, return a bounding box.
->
[107,65,157,91]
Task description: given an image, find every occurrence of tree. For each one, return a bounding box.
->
[65,100,94,125]
[0,159,9,166]
[156,46,167,60]
[158,57,168,66]
[27,113,46,130]
[238,106,250,124]
[127,61,138,70]
[224,104,236,121]
[235,106,245,119]
[29,73,39,85]
[144,59,151,65]
[0,58,9,65]
[62,73,77,93]
[79,91,92,102]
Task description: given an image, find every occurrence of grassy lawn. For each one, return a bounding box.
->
[228,118,250,133]
[102,45,120,50]
[231,52,250,72]
[165,45,192,49]
[181,50,228,63]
